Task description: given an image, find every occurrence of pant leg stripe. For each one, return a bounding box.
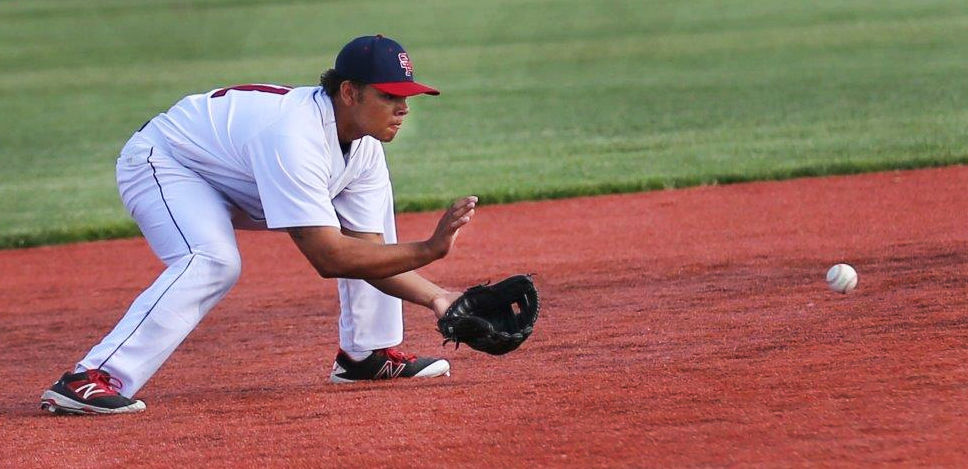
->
[98,148,197,371]
[97,254,197,370]
[147,148,192,254]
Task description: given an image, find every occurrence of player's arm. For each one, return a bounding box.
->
[339,229,464,318]
[287,196,476,281]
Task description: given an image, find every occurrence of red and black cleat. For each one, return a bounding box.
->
[40,369,145,415]
[330,348,450,383]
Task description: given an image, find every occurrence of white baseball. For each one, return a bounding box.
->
[826,263,858,293]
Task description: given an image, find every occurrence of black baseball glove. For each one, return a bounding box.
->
[437,274,539,355]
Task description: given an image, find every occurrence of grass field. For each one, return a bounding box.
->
[2,0,967,248]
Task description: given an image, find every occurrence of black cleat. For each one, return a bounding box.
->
[40,369,146,415]
[330,348,450,383]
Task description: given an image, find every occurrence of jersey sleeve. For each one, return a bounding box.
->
[244,124,341,230]
[333,142,393,234]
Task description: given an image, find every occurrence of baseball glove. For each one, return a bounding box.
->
[437,274,539,355]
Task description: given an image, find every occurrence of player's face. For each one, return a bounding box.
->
[352,85,410,142]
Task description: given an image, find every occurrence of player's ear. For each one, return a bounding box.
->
[338,80,356,105]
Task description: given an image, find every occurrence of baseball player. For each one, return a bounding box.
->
[40,35,475,415]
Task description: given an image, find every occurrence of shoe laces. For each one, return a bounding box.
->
[87,369,124,395]
[381,348,416,364]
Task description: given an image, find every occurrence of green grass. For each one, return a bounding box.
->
[2,0,967,248]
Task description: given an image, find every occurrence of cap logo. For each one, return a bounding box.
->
[397,52,413,77]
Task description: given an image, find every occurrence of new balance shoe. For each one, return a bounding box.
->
[330,348,450,383]
[40,369,146,415]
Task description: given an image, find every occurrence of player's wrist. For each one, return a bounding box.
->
[420,238,447,261]
[430,291,459,319]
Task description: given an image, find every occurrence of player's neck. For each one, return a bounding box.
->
[332,99,363,147]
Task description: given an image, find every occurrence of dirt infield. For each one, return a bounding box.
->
[2,166,967,466]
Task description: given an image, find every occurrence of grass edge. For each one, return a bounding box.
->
[4,157,965,250]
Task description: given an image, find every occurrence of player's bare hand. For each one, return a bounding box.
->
[427,196,477,258]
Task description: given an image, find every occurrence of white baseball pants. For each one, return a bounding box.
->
[76,134,402,397]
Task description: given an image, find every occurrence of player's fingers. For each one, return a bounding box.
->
[451,202,475,218]
[450,212,474,228]
[449,209,475,229]
[451,195,478,210]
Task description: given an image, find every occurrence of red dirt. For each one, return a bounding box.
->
[2,166,967,467]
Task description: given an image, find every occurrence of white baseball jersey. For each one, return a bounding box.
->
[132,84,391,233]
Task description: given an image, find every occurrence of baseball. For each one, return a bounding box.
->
[826,263,858,293]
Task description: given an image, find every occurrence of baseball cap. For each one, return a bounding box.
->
[335,35,440,97]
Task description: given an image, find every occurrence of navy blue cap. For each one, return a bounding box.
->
[335,35,439,97]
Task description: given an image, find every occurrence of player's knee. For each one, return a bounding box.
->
[197,247,242,288]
